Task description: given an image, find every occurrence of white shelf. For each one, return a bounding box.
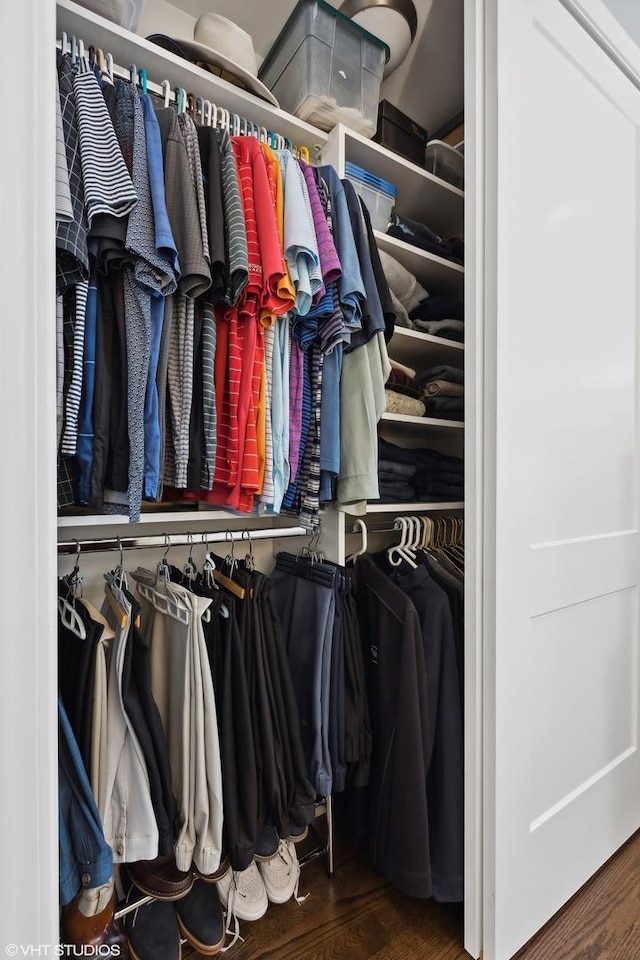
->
[57,0,329,155]
[389,326,464,368]
[338,125,464,238]
[374,231,464,298]
[363,501,464,514]
[57,508,268,529]
[381,413,464,429]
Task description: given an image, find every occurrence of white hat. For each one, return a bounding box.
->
[147,13,279,107]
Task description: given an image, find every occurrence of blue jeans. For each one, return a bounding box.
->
[58,699,113,906]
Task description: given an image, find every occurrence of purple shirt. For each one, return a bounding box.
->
[300,160,342,290]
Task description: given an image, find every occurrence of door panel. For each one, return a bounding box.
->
[487,1,640,957]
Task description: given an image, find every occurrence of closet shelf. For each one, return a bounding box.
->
[374,231,464,298]
[363,501,464,514]
[381,413,464,429]
[57,509,277,529]
[389,327,464,368]
[56,0,329,154]
[329,124,464,238]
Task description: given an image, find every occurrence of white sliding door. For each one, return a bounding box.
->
[484,1,640,957]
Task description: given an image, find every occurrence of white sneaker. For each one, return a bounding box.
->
[258,840,308,905]
[215,861,268,922]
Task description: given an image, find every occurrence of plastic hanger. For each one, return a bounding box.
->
[138,68,148,96]
[346,518,368,564]
[388,517,418,569]
[58,594,87,639]
[161,79,171,108]
[58,541,87,640]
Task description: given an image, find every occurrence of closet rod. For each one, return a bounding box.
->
[55,35,310,153]
[57,35,180,105]
[58,525,309,555]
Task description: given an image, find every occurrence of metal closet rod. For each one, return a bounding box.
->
[58,525,309,555]
[56,33,312,155]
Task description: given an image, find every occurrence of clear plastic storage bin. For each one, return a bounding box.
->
[345,162,396,232]
[73,0,144,32]
[425,139,465,189]
[258,0,389,138]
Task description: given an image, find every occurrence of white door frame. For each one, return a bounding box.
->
[464,1,486,957]
[482,1,640,958]
[0,0,59,949]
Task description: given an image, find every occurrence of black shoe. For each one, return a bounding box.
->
[123,878,180,960]
[175,878,226,955]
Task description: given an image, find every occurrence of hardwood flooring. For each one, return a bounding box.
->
[181,825,640,960]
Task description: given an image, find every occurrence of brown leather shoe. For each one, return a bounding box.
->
[105,915,130,960]
[127,854,194,901]
[61,889,116,947]
[194,854,231,884]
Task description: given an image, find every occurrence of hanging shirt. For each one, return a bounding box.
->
[55,70,73,224]
[72,58,137,228]
[196,125,227,304]
[219,128,248,307]
[56,53,89,292]
[278,150,322,316]
[316,165,365,339]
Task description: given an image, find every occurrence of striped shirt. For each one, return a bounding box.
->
[219,129,248,306]
[55,70,73,223]
[72,58,137,227]
[56,53,89,292]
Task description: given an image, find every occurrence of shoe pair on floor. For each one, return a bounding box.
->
[124,838,306,958]
[218,837,306,922]
[123,867,226,959]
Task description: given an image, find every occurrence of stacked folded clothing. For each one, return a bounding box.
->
[376,438,464,503]
[386,214,464,265]
[377,250,465,339]
[415,365,464,421]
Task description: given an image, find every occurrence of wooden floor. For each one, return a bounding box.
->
[182,825,640,960]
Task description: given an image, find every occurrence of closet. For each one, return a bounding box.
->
[3,1,640,959]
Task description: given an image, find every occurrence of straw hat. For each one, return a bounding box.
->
[147,13,279,107]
